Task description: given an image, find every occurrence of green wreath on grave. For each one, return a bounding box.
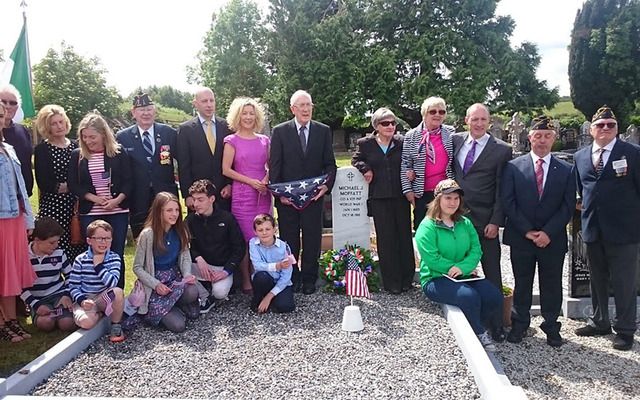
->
[318,244,380,294]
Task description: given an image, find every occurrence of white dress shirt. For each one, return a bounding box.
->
[529,151,552,190]
[138,125,155,154]
[591,138,616,167]
[456,132,490,169]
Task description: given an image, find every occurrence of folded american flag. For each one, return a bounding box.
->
[345,253,370,299]
[267,174,328,210]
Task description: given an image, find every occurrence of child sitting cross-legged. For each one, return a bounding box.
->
[21,217,76,333]
[248,214,296,313]
[69,219,125,343]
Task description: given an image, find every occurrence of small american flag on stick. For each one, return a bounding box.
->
[100,290,115,316]
[345,253,370,299]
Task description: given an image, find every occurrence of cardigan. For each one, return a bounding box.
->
[132,227,194,315]
[400,122,455,198]
[351,133,405,199]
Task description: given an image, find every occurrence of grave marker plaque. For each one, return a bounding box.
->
[331,166,370,249]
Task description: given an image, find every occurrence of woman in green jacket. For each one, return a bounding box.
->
[416,179,503,351]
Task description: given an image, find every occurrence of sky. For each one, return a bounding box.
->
[1,0,585,98]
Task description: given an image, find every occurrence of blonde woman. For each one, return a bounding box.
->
[68,112,131,288]
[222,97,270,294]
[34,105,85,261]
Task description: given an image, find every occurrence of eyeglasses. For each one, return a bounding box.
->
[593,122,617,129]
[90,237,113,243]
[428,109,446,115]
[0,99,18,106]
[293,102,313,109]
[378,120,396,127]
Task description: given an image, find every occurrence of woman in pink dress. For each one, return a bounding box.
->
[223,97,271,294]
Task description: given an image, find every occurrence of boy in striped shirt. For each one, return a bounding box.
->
[21,217,76,332]
[69,219,125,343]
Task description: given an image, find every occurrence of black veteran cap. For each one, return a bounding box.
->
[592,105,616,122]
[133,92,154,108]
[530,115,553,131]
[434,179,464,197]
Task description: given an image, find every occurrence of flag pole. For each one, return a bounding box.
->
[350,295,353,307]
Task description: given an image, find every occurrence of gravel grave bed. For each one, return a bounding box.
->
[32,289,480,399]
[495,316,640,400]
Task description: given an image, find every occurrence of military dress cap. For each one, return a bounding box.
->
[530,115,553,131]
[133,92,154,108]
[592,105,616,122]
[434,179,464,197]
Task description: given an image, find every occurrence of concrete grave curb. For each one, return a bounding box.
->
[442,304,527,400]
[1,318,109,398]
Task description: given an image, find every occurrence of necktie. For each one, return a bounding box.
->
[299,125,307,154]
[535,158,544,198]
[204,120,216,155]
[142,131,153,162]
[462,140,477,175]
[594,148,605,178]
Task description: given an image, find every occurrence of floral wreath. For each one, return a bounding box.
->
[319,244,380,294]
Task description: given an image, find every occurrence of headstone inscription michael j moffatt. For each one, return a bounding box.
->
[331,166,370,249]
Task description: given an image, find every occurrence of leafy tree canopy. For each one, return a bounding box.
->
[569,0,640,126]
[33,43,122,133]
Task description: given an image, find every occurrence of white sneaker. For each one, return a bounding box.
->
[477,332,496,352]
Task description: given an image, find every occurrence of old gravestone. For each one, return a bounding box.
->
[331,166,371,249]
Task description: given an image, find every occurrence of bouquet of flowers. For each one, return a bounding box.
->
[318,244,380,294]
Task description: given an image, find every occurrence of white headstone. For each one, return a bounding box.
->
[331,166,371,249]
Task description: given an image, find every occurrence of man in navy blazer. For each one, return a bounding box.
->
[176,87,232,212]
[270,90,337,294]
[501,116,576,347]
[573,105,640,351]
[116,93,179,237]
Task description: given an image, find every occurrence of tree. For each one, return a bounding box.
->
[33,43,122,132]
[569,0,640,126]
[128,85,193,115]
[188,0,268,115]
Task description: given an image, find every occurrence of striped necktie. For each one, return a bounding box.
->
[535,158,544,198]
[142,131,153,162]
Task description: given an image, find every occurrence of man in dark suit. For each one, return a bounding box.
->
[116,92,179,237]
[452,103,512,340]
[501,116,576,347]
[270,90,337,294]
[176,87,231,211]
[573,105,640,351]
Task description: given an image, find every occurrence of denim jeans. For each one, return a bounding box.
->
[423,276,503,334]
[80,212,129,288]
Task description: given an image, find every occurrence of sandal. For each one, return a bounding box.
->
[7,320,32,339]
[0,324,23,343]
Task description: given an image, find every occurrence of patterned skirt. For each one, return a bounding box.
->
[143,268,186,326]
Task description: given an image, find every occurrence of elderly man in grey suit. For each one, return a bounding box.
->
[452,103,512,340]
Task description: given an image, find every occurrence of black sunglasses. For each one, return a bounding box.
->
[593,122,617,129]
[428,109,446,115]
[0,99,18,106]
[378,120,396,127]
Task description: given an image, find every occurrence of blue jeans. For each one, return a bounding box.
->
[251,271,295,313]
[80,212,129,289]
[423,277,503,334]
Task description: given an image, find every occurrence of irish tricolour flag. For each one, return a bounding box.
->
[1,15,35,120]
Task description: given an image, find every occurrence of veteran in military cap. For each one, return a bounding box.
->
[572,105,640,351]
[501,115,576,347]
[116,92,179,238]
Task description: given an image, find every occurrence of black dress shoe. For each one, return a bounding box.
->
[302,283,316,295]
[293,280,302,293]
[613,334,634,351]
[574,325,612,336]
[506,328,525,343]
[546,332,564,347]
[491,327,506,343]
[388,287,402,295]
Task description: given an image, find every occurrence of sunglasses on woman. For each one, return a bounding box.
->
[593,122,617,129]
[378,120,396,127]
[428,109,446,115]
[0,99,18,106]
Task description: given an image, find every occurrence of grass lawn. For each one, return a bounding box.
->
[1,153,351,377]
